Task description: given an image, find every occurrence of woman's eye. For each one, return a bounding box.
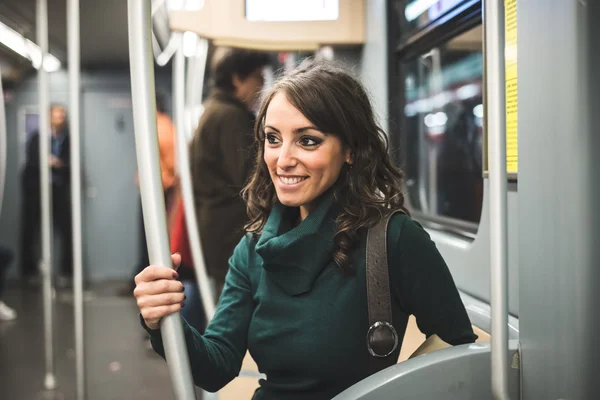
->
[265,133,279,144]
[300,136,322,147]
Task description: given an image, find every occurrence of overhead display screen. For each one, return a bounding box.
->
[245,0,339,22]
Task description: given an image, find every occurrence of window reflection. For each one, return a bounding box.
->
[401,25,483,225]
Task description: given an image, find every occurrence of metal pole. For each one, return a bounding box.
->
[37,0,57,390]
[67,0,85,398]
[127,1,196,398]
[0,65,6,215]
[173,35,216,321]
[485,0,510,399]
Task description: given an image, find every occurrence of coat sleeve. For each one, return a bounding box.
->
[142,235,255,392]
[388,215,477,346]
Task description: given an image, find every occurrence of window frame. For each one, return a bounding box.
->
[388,0,484,236]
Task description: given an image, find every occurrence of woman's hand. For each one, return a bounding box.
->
[134,253,185,330]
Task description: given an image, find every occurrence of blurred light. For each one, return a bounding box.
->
[456,83,480,100]
[431,91,452,108]
[166,0,185,10]
[405,0,438,22]
[424,111,447,128]
[0,21,61,72]
[317,46,334,61]
[185,0,205,10]
[167,0,205,10]
[424,113,436,127]
[182,31,198,57]
[435,111,448,126]
[473,104,484,119]
[404,104,417,117]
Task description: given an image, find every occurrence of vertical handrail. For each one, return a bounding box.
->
[0,65,6,215]
[127,1,196,399]
[37,0,57,390]
[173,34,216,321]
[484,0,510,399]
[67,0,85,398]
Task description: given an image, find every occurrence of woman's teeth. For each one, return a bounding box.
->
[279,176,306,185]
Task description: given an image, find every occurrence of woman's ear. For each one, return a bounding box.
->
[345,149,353,165]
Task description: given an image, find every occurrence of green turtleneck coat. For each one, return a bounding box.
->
[143,191,477,399]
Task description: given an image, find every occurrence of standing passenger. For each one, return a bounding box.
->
[121,93,177,296]
[187,47,269,299]
[20,105,72,288]
[134,60,476,399]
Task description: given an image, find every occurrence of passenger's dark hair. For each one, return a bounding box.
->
[242,60,409,272]
[155,92,167,113]
[210,47,270,93]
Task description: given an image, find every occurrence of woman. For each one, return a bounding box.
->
[134,61,476,399]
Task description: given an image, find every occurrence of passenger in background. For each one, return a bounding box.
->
[134,60,476,399]
[176,47,269,306]
[20,105,72,288]
[121,93,177,295]
[0,244,17,321]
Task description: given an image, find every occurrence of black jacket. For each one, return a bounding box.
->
[22,130,71,194]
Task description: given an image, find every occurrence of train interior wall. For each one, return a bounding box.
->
[0,69,172,282]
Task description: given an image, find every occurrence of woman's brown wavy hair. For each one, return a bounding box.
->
[242,60,408,272]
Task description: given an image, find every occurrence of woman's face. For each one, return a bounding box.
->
[263,92,351,220]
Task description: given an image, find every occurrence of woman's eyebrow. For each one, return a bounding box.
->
[264,125,322,134]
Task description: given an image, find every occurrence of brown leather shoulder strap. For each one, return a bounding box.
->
[366,210,405,375]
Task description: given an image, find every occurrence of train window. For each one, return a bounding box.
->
[395,0,475,41]
[400,24,483,230]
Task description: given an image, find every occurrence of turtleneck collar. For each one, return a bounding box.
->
[255,188,340,296]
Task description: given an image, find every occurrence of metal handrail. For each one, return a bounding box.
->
[37,0,57,390]
[67,0,85,398]
[173,34,216,320]
[484,0,510,398]
[0,65,6,216]
[127,1,195,398]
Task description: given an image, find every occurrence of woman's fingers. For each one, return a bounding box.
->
[141,303,184,330]
[135,264,179,285]
[137,291,185,309]
[134,278,183,297]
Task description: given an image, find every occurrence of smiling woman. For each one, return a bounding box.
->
[136,59,476,400]
[262,92,351,220]
[243,60,408,271]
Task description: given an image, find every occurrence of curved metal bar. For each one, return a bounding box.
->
[484,0,510,398]
[37,0,57,390]
[0,65,6,215]
[67,0,85,398]
[173,34,216,320]
[333,341,520,400]
[127,1,195,398]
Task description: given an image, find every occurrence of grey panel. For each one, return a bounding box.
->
[519,1,600,398]
[359,0,389,132]
[333,341,520,400]
[459,291,519,340]
[429,183,520,317]
[81,91,139,281]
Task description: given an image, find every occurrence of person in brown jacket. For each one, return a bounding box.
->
[187,47,270,298]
